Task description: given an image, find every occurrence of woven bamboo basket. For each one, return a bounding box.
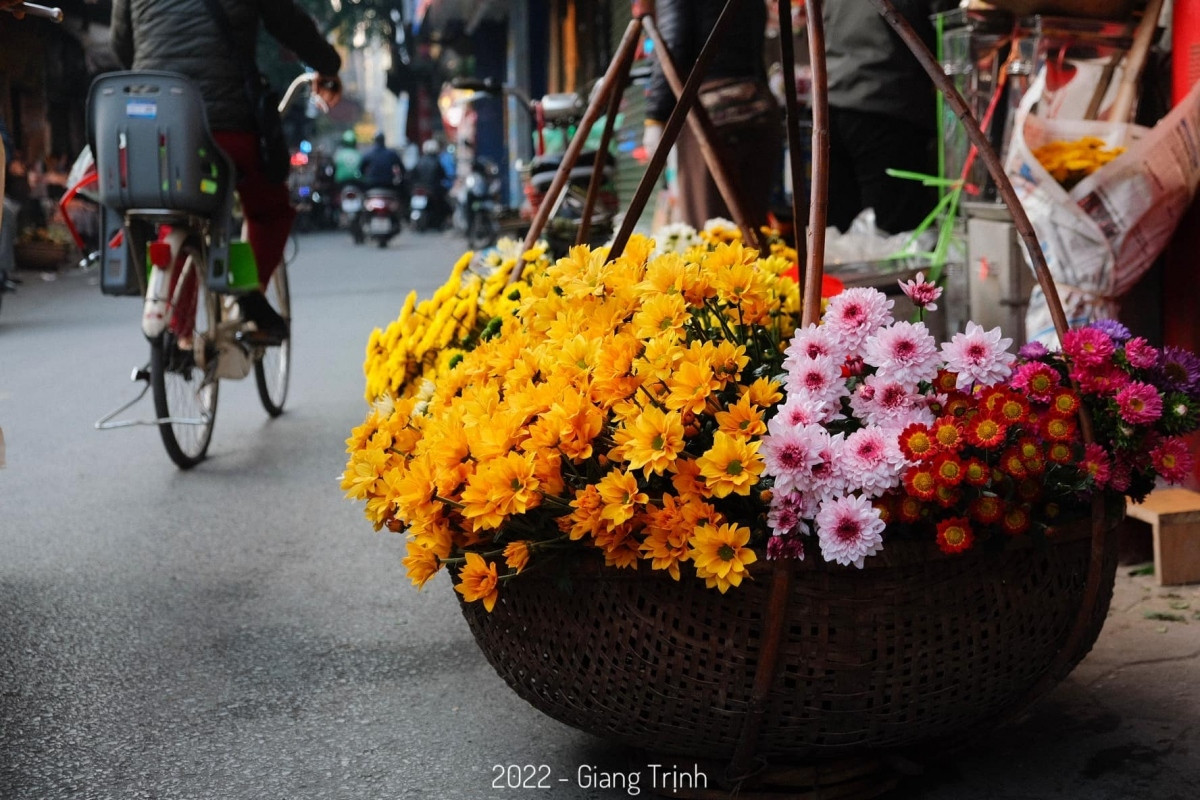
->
[459,517,1119,763]
[453,0,1124,790]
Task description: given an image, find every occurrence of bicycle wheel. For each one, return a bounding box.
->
[149,244,219,469]
[254,262,290,416]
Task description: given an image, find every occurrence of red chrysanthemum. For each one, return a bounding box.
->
[933,369,960,394]
[999,447,1028,478]
[897,423,937,462]
[897,494,926,523]
[993,393,1032,425]
[902,465,938,501]
[1016,478,1043,503]
[936,516,975,555]
[1048,388,1081,418]
[964,415,1007,449]
[1000,504,1032,536]
[962,457,990,487]
[1040,414,1077,442]
[933,483,962,509]
[969,495,1004,526]
[931,451,966,486]
[931,418,964,452]
[943,395,973,418]
[1046,440,1075,464]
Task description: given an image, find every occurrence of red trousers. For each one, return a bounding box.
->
[212,130,294,286]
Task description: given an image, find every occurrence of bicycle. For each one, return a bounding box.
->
[78,70,324,468]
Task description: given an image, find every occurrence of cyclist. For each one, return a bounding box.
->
[110,0,342,342]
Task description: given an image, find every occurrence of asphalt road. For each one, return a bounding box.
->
[0,229,639,800]
[2,227,1198,800]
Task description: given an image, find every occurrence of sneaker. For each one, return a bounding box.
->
[237,291,288,344]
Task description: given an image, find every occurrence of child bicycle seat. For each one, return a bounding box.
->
[87,71,234,217]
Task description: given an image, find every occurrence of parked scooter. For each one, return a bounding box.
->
[457,155,502,250]
[450,77,619,256]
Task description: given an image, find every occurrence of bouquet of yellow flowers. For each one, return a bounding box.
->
[1031,135,1126,191]
[343,234,801,608]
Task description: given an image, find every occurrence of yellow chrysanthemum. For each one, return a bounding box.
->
[503,541,532,573]
[690,522,757,593]
[459,451,542,531]
[596,469,649,527]
[696,431,764,498]
[610,405,686,477]
[455,552,500,611]
[402,540,442,588]
[715,394,767,439]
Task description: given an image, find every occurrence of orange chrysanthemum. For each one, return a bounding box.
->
[690,522,757,593]
[455,552,500,611]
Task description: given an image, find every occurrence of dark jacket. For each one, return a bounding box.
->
[824,0,956,130]
[110,0,341,132]
[359,144,404,189]
[645,0,769,124]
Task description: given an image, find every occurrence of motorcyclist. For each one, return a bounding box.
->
[110,0,341,343]
[333,129,361,188]
[409,139,450,228]
[359,133,405,191]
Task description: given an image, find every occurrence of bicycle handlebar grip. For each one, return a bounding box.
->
[14,3,64,21]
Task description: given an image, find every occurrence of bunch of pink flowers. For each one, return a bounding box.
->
[761,277,1200,569]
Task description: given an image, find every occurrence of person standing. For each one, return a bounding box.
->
[110,0,342,340]
[643,0,780,230]
[824,0,956,234]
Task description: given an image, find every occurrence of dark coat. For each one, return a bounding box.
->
[110,0,341,132]
[644,0,769,124]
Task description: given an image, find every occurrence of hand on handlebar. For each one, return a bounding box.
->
[313,74,342,112]
[1,0,26,17]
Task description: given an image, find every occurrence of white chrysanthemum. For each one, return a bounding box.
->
[814,493,886,568]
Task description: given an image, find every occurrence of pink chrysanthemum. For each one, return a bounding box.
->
[1123,336,1159,370]
[849,374,929,429]
[1151,437,1194,483]
[784,324,846,373]
[761,424,825,494]
[940,322,1016,389]
[1062,327,1116,369]
[814,493,886,568]
[842,426,906,498]
[822,287,894,351]
[767,532,807,560]
[767,490,812,539]
[862,321,941,385]
[1073,362,1132,395]
[1010,361,1061,404]
[1081,442,1111,488]
[784,354,847,407]
[1115,382,1163,425]
[898,271,943,311]
[768,395,839,433]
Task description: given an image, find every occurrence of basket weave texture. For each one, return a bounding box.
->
[459,520,1118,761]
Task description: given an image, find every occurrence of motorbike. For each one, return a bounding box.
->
[456,156,502,250]
[338,183,365,244]
[362,186,403,248]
